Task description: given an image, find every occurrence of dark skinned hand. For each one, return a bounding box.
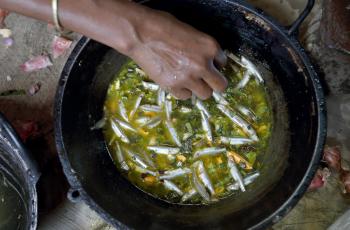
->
[1,0,228,99]
[128,10,228,100]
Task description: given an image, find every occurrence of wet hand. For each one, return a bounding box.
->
[126,10,228,100]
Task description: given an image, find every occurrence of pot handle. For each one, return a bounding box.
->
[0,113,40,184]
[287,0,315,36]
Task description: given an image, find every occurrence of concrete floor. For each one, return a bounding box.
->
[0,0,349,229]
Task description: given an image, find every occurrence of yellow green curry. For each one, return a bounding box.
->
[102,54,272,204]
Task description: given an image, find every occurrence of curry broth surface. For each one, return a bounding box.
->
[103,59,272,204]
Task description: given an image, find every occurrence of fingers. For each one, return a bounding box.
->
[187,79,212,100]
[168,88,192,100]
[202,64,228,93]
[198,37,228,93]
[214,49,227,69]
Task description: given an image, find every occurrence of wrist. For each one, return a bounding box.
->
[60,0,145,55]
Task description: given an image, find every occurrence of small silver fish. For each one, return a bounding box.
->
[236,105,257,122]
[191,166,210,202]
[217,104,259,141]
[181,189,197,202]
[159,168,191,180]
[219,137,254,146]
[90,118,106,130]
[165,99,172,120]
[135,67,146,77]
[193,147,226,159]
[157,89,166,107]
[129,93,144,119]
[163,180,183,196]
[111,120,130,143]
[226,52,244,67]
[147,119,162,129]
[229,63,240,73]
[196,161,215,195]
[142,81,159,91]
[200,111,213,143]
[227,154,245,192]
[108,136,116,146]
[125,150,148,169]
[191,94,197,105]
[114,118,137,133]
[235,71,251,90]
[143,116,162,129]
[142,151,156,169]
[212,91,229,106]
[115,143,129,171]
[241,56,264,83]
[140,104,162,113]
[147,146,180,155]
[164,120,182,147]
[227,172,260,191]
[244,171,260,184]
[195,99,211,118]
[135,117,151,126]
[179,106,192,113]
[118,100,129,122]
[114,79,120,90]
[227,52,264,84]
[133,165,157,176]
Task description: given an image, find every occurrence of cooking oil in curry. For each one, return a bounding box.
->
[103,59,272,204]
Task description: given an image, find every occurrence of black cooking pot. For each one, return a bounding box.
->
[0,113,40,230]
[55,0,326,229]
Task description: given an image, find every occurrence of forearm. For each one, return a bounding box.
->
[1,0,228,99]
[0,0,146,54]
[1,0,52,23]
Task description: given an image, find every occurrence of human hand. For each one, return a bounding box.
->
[0,0,227,100]
[125,9,228,100]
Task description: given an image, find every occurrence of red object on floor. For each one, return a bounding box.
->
[14,121,39,142]
[0,9,9,28]
[323,146,342,171]
[308,168,330,191]
[20,55,53,72]
[52,36,72,59]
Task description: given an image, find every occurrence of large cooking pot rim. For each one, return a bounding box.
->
[54,0,326,229]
